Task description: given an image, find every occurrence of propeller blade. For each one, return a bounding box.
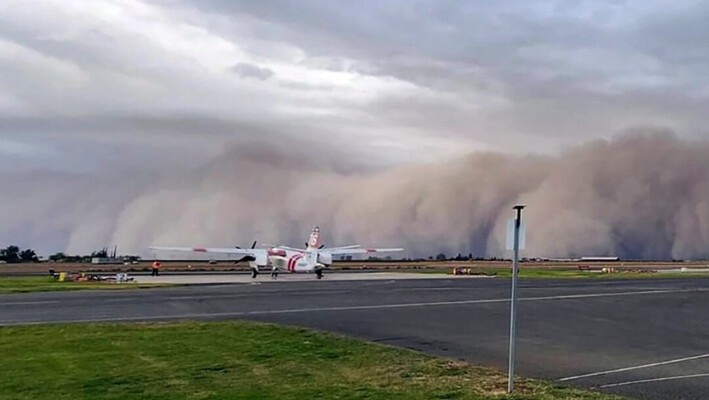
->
[251,240,257,249]
[305,242,309,248]
[318,244,325,249]
[235,245,241,249]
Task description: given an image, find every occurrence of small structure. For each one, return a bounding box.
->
[579,256,620,262]
[91,245,124,264]
[91,257,124,265]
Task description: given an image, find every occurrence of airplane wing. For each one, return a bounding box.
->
[324,247,404,256]
[322,245,361,252]
[149,246,262,256]
[278,246,306,253]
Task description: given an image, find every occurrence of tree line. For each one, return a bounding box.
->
[0,245,140,264]
[2,245,504,264]
[0,246,38,263]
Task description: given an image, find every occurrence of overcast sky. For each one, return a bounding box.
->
[1,1,709,257]
[2,0,708,172]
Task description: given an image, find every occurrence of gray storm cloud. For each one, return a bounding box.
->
[232,63,274,81]
[2,131,708,260]
[2,1,709,261]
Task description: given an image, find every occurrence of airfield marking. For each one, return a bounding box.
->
[163,290,358,301]
[0,300,60,306]
[94,287,483,303]
[70,286,699,305]
[359,280,397,286]
[103,285,687,303]
[559,353,709,382]
[598,373,709,388]
[0,287,706,326]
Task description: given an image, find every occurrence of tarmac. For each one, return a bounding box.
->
[1,273,708,400]
[133,271,491,284]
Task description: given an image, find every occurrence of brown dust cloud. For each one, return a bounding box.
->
[1,131,708,260]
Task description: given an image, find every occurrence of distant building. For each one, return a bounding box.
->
[91,257,124,265]
[579,256,620,262]
[91,245,129,264]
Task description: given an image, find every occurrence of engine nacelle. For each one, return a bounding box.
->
[317,252,332,266]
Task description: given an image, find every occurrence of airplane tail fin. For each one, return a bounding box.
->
[307,226,321,249]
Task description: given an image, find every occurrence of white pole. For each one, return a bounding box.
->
[508,204,525,393]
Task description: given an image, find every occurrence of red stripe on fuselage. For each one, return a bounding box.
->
[193,248,207,252]
[288,254,303,272]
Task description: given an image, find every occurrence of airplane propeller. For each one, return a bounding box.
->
[233,240,258,263]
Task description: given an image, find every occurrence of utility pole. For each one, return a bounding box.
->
[508,204,525,393]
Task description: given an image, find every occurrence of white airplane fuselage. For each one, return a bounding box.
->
[263,247,329,273]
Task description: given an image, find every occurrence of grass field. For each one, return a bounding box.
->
[510,270,709,279]
[417,268,709,279]
[0,321,625,400]
[0,277,170,293]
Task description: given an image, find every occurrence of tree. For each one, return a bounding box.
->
[91,248,108,258]
[435,253,447,261]
[0,245,21,263]
[19,249,38,263]
[49,252,67,262]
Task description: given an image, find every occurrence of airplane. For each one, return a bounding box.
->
[150,226,404,279]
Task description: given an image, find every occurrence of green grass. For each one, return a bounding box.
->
[0,321,625,400]
[0,277,170,293]
[412,268,709,279]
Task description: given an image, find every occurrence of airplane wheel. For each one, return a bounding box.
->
[315,270,323,280]
[251,269,258,279]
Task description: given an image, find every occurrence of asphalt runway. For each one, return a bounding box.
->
[131,271,494,284]
[1,275,708,400]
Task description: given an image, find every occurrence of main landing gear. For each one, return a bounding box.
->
[271,267,279,279]
[251,268,259,279]
[315,269,323,280]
